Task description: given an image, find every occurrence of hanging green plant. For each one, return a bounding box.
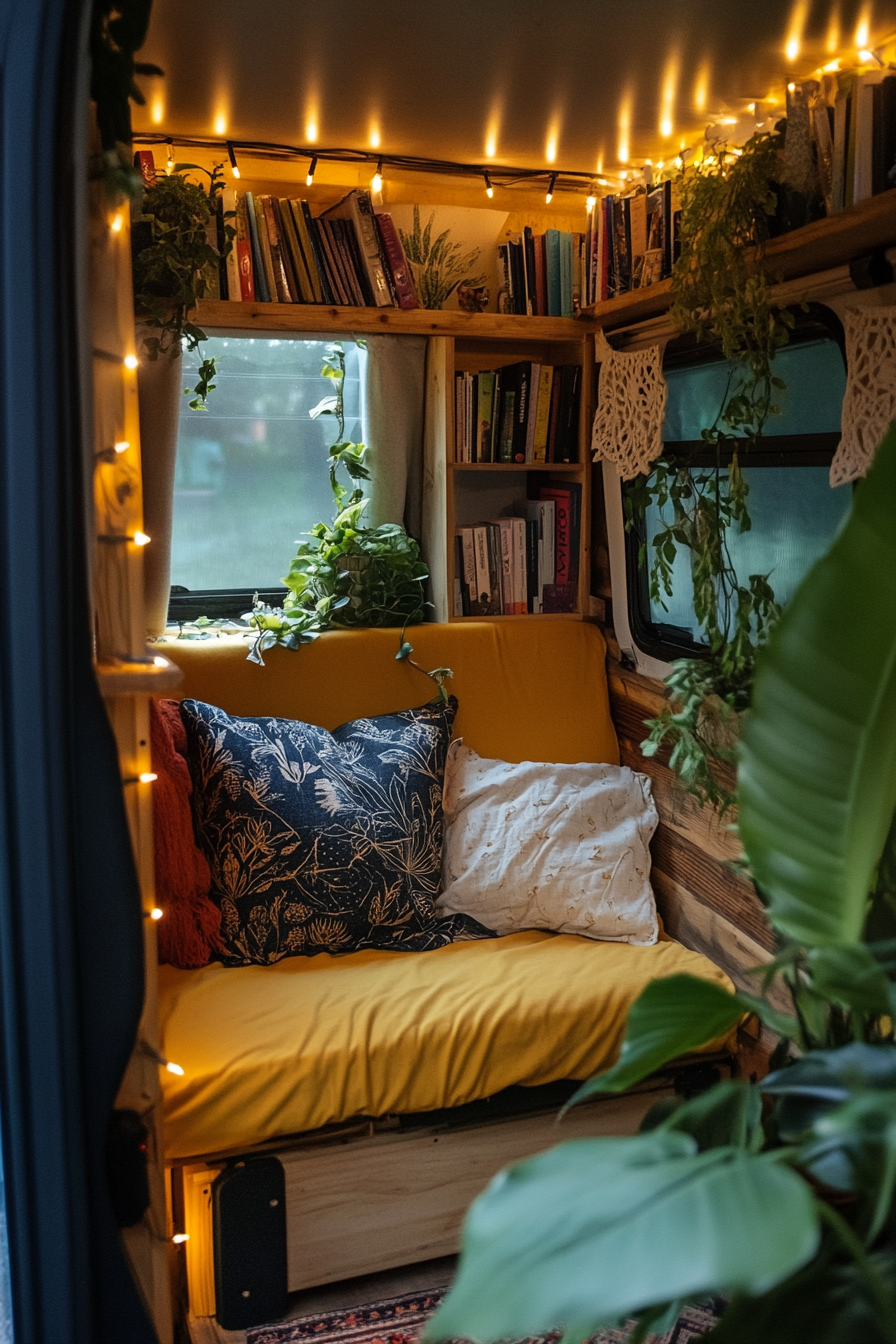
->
[625,126,794,813]
[247,342,429,664]
[131,164,234,408]
[90,0,162,200]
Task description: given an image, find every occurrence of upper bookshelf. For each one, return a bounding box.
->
[580,189,896,329]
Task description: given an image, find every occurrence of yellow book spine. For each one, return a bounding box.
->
[533,365,554,462]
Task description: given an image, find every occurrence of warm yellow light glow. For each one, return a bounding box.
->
[485,136,497,158]
[124,355,138,370]
[545,173,556,204]
[788,81,796,91]
[114,440,129,454]
[484,172,494,198]
[674,155,684,169]
[855,12,870,48]
[586,194,597,212]
[172,1233,190,1244]
[597,177,609,186]
[150,907,163,920]
[231,164,240,179]
[306,119,318,143]
[166,1061,185,1076]
[785,0,808,62]
[153,655,168,667]
[826,7,841,53]
[823,58,841,71]
[110,213,123,233]
[545,137,557,164]
[747,102,756,113]
[858,49,876,62]
[694,62,710,114]
[305,155,317,187]
[617,94,631,163]
[718,116,737,125]
[134,531,151,547]
[150,99,164,126]
[371,160,383,192]
[660,52,679,140]
[369,127,381,149]
[139,772,158,784]
[213,113,227,136]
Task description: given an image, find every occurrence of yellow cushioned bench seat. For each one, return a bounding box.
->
[159,928,734,1161]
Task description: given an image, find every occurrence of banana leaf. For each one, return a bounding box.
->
[738,423,896,946]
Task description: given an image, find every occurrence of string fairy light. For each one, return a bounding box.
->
[371,158,383,191]
[226,142,241,178]
[305,155,318,187]
[484,172,494,198]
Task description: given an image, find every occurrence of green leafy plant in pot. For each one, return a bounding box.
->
[131,163,234,408]
[247,343,429,665]
[425,423,896,1344]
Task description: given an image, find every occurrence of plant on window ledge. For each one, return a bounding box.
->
[625,125,794,814]
[131,164,234,408]
[246,343,429,665]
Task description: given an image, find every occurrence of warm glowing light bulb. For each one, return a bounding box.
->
[114,440,129,454]
[153,655,168,667]
[747,102,756,113]
[306,155,317,187]
[124,355,138,370]
[788,82,796,92]
[586,194,597,212]
[484,172,494,198]
[856,16,870,48]
[660,116,673,137]
[139,772,158,783]
[110,213,123,232]
[213,114,227,136]
[371,159,383,192]
[172,1233,190,1244]
[134,531,151,547]
[227,143,240,179]
[150,907,163,920]
[858,49,876,62]
[823,58,841,72]
[786,36,799,60]
[545,172,556,204]
[166,1061,185,1076]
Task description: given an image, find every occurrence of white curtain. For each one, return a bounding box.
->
[136,335,183,639]
[358,333,427,539]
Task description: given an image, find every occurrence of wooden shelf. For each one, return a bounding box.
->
[194,301,588,342]
[448,610,584,623]
[449,461,584,472]
[579,188,896,330]
[95,653,183,696]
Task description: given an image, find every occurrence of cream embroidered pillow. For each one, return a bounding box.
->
[437,741,659,945]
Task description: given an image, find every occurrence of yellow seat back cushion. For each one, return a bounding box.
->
[159,620,619,766]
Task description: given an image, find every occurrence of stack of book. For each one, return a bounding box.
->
[810,69,896,214]
[454,361,581,463]
[453,481,582,616]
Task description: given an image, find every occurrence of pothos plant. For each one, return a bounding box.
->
[90,0,162,200]
[132,164,234,408]
[624,124,793,813]
[247,344,436,682]
[427,424,896,1344]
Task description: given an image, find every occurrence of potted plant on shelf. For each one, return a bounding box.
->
[425,424,896,1344]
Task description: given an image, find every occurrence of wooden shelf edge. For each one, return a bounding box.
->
[194,301,589,341]
[448,611,583,622]
[579,189,896,330]
[95,653,183,696]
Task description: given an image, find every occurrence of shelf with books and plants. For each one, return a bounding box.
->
[440,333,593,624]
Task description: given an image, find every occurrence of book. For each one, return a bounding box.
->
[223,188,242,302]
[876,77,896,196]
[532,365,554,463]
[524,362,541,462]
[511,518,527,615]
[252,194,278,303]
[497,519,514,614]
[456,528,475,615]
[811,100,835,214]
[477,371,496,463]
[300,205,335,304]
[555,364,582,463]
[234,193,256,301]
[322,189,393,307]
[261,196,294,302]
[453,535,466,617]
[546,367,563,462]
[523,226,537,316]
[524,517,539,613]
[539,485,572,589]
[853,72,886,204]
[559,232,573,317]
[375,212,419,309]
[290,201,326,303]
[545,229,562,316]
[534,234,547,316]
[317,220,351,304]
[498,388,516,462]
[243,192,270,302]
[133,149,156,189]
[629,192,648,288]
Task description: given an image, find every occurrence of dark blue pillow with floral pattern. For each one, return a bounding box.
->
[179,695,492,966]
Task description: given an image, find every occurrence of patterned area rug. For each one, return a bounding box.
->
[246,1286,721,1344]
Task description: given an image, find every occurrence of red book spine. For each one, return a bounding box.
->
[237,239,255,301]
[540,488,571,583]
[375,213,419,309]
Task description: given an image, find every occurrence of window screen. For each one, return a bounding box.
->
[169,336,363,618]
[625,316,852,660]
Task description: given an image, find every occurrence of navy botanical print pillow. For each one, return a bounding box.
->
[179,696,491,965]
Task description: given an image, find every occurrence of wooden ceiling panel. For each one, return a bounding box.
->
[134,0,896,174]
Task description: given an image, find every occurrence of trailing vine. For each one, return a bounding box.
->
[132,164,234,407]
[246,343,429,665]
[625,126,793,813]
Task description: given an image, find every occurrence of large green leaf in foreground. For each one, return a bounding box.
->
[425,1131,819,1342]
[738,422,896,946]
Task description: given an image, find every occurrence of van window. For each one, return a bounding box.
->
[624,318,852,660]
[169,336,363,620]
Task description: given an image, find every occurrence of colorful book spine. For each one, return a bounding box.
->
[532,365,554,463]
[375,213,419,309]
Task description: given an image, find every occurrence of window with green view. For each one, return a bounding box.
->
[628,325,852,656]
